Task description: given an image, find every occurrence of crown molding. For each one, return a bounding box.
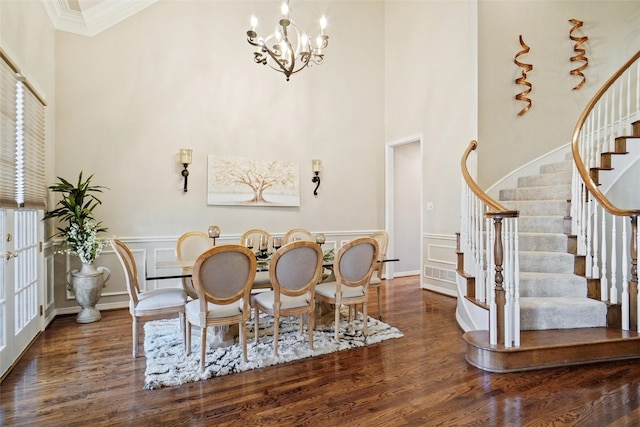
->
[41,0,158,37]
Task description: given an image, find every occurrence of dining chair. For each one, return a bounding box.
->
[315,237,379,341]
[176,231,212,299]
[111,239,187,358]
[240,228,273,289]
[284,228,314,243]
[186,244,257,370]
[253,240,323,356]
[369,230,389,320]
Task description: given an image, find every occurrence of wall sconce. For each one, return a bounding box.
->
[312,159,321,196]
[208,225,220,246]
[179,149,192,192]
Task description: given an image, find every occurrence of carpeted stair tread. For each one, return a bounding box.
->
[519,251,576,274]
[518,216,566,233]
[499,185,571,201]
[501,200,567,216]
[518,232,568,252]
[540,160,572,174]
[517,171,572,188]
[519,272,587,298]
[520,297,607,330]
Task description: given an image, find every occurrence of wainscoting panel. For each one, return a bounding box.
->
[422,233,457,297]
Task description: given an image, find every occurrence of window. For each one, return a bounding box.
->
[0,49,46,209]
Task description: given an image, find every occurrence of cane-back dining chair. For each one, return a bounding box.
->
[185,244,257,370]
[240,228,272,289]
[111,239,187,358]
[315,237,378,341]
[253,240,323,355]
[369,230,389,320]
[284,228,314,243]
[176,231,212,299]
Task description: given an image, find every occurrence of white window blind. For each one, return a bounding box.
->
[0,53,18,208]
[0,49,46,209]
[17,78,46,209]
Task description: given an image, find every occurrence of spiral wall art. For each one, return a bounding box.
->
[568,18,588,90]
[514,35,533,116]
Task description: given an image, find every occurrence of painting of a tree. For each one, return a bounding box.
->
[207,156,300,206]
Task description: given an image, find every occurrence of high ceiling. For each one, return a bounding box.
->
[41,0,158,37]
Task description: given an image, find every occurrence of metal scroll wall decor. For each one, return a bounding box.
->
[514,35,533,116]
[568,18,588,90]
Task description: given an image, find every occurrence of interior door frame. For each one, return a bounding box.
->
[384,134,423,280]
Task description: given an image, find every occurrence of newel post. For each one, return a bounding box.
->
[630,215,638,330]
[492,217,506,346]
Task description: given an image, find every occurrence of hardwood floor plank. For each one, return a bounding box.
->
[2,276,640,425]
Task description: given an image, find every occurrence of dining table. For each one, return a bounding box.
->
[145,253,399,349]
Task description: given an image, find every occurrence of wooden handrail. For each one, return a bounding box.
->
[461,140,518,217]
[571,50,640,217]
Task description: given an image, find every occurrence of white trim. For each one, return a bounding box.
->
[385,134,424,280]
[41,0,158,37]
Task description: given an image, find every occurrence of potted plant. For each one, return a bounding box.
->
[44,172,111,323]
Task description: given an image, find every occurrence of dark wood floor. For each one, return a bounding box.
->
[2,276,640,426]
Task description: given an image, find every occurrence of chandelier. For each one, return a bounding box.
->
[246,1,329,81]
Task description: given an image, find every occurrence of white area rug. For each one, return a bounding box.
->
[143,311,403,389]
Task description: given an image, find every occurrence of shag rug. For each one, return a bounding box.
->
[143,310,403,389]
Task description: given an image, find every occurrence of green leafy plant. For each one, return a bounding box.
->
[43,172,109,264]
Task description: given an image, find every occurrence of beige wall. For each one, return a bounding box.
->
[478,0,640,188]
[384,1,478,293]
[55,0,385,239]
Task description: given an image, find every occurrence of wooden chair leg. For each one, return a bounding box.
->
[308,310,314,350]
[273,313,280,356]
[179,311,186,351]
[334,304,340,341]
[200,326,207,371]
[254,306,260,344]
[186,319,192,355]
[241,321,248,363]
[132,316,138,358]
[377,286,382,320]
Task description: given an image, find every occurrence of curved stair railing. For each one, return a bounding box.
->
[460,140,520,347]
[571,50,640,331]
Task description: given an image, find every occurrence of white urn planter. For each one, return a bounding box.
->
[66,263,111,323]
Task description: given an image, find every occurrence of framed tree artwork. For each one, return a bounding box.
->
[207,156,300,207]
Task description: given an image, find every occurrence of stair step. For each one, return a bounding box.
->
[518,232,568,252]
[519,272,587,298]
[540,160,572,174]
[518,216,566,233]
[501,199,567,216]
[520,297,607,330]
[517,171,572,188]
[499,184,571,201]
[463,327,640,373]
[520,251,576,274]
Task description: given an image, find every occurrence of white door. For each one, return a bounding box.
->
[0,209,42,378]
[0,208,12,377]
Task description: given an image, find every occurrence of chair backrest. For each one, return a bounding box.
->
[241,228,272,250]
[111,239,141,305]
[370,230,389,279]
[334,237,378,288]
[270,240,323,297]
[284,228,314,243]
[176,231,212,261]
[192,244,257,306]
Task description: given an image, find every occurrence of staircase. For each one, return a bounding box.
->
[462,134,640,373]
[498,157,607,331]
[460,51,640,372]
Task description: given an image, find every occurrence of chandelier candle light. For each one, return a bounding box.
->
[246,1,329,81]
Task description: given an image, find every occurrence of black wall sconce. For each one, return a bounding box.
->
[312,159,321,196]
[179,148,192,192]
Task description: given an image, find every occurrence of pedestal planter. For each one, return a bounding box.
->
[66,263,111,323]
